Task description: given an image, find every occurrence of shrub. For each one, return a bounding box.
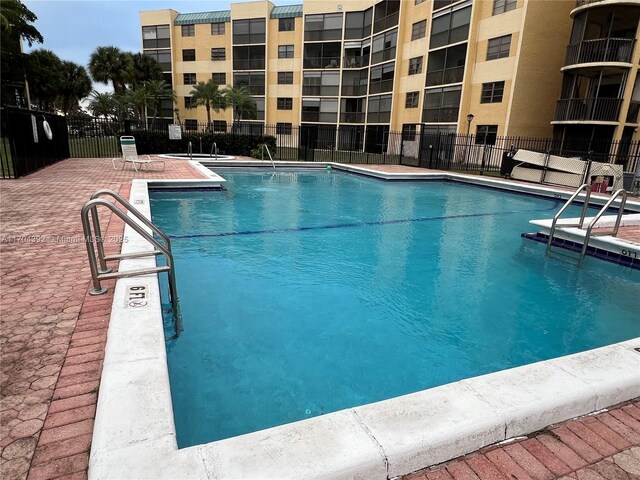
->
[123,129,276,157]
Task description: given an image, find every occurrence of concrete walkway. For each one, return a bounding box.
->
[1,158,638,479]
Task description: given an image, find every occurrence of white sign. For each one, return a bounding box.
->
[169,124,182,140]
[31,115,38,143]
[125,285,149,308]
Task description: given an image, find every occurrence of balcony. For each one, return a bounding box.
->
[565,38,635,66]
[575,0,606,6]
[343,55,369,69]
[342,84,368,96]
[340,112,366,123]
[303,57,341,69]
[426,66,465,87]
[554,97,622,122]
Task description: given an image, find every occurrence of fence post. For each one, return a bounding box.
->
[124,119,131,135]
[583,150,593,185]
[399,129,404,166]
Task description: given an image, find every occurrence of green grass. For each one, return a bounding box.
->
[69,136,119,158]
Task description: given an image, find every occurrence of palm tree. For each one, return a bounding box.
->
[125,86,150,124]
[223,86,257,127]
[58,60,92,116]
[189,79,226,131]
[130,52,163,88]
[87,91,114,121]
[145,79,175,129]
[88,46,133,94]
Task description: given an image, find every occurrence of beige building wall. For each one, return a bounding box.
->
[506,0,574,137]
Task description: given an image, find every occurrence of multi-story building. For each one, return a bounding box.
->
[140,0,640,153]
[552,0,640,152]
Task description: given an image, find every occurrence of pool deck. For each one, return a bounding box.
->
[0,158,638,480]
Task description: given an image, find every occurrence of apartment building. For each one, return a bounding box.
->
[140,0,640,152]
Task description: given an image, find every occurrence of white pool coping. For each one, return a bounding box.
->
[89,164,640,480]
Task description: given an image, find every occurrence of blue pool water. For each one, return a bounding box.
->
[150,170,640,448]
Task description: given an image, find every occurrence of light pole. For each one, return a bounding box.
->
[464,113,474,169]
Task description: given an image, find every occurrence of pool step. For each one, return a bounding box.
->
[521,232,640,270]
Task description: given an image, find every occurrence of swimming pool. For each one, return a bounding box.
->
[149,170,640,448]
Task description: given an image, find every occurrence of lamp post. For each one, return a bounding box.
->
[464,113,474,169]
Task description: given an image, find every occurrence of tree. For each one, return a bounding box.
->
[130,53,163,88]
[58,60,92,116]
[88,46,133,94]
[1,0,43,107]
[87,91,115,120]
[145,79,175,129]
[26,49,64,111]
[124,86,150,124]
[189,79,226,131]
[223,86,257,125]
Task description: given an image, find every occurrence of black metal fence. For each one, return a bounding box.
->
[6,112,638,186]
[1,107,70,178]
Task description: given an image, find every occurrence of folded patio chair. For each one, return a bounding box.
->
[112,136,165,172]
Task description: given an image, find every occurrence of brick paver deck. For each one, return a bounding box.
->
[1,158,204,480]
[1,159,638,480]
[403,400,640,480]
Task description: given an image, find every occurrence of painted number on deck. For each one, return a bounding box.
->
[126,285,149,308]
[621,250,637,259]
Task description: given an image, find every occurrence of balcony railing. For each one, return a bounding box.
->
[426,66,465,87]
[373,12,399,34]
[343,55,369,68]
[302,85,340,96]
[301,112,338,123]
[554,97,622,122]
[340,112,366,123]
[575,0,607,7]
[303,57,341,69]
[341,85,368,96]
[565,38,635,66]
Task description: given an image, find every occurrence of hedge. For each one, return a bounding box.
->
[126,130,276,157]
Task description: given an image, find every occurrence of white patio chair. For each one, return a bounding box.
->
[112,136,165,172]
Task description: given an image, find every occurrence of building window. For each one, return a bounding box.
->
[487,35,511,60]
[303,42,341,69]
[304,13,343,41]
[409,56,423,75]
[276,123,293,135]
[279,17,295,31]
[367,94,392,123]
[184,96,197,108]
[184,119,198,131]
[369,62,395,94]
[211,22,225,35]
[233,45,264,70]
[345,8,373,40]
[371,28,398,65]
[278,72,293,84]
[411,20,427,41]
[144,50,171,71]
[142,25,170,49]
[422,85,462,122]
[183,73,196,85]
[406,91,420,108]
[182,49,196,61]
[278,45,294,59]
[211,48,226,61]
[493,0,517,15]
[415,0,426,4]
[233,72,265,95]
[402,124,418,141]
[181,24,195,37]
[480,81,505,103]
[426,43,467,86]
[430,2,472,49]
[233,18,266,44]
[301,98,338,122]
[212,73,226,85]
[303,71,340,96]
[277,97,293,110]
[373,0,401,34]
[476,125,498,144]
[434,0,459,9]
[213,120,227,132]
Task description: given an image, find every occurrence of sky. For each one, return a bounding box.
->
[23,0,301,93]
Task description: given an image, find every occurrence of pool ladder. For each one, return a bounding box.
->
[260,144,276,172]
[547,183,628,262]
[81,189,181,331]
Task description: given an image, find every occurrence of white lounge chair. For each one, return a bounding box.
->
[112,136,165,172]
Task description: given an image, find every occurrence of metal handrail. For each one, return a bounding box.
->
[547,183,592,253]
[81,198,181,330]
[210,141,218,160]
[188,141,192,161]
[580,189,628,261]
[90,189,171,270]
[262,144,276,172]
